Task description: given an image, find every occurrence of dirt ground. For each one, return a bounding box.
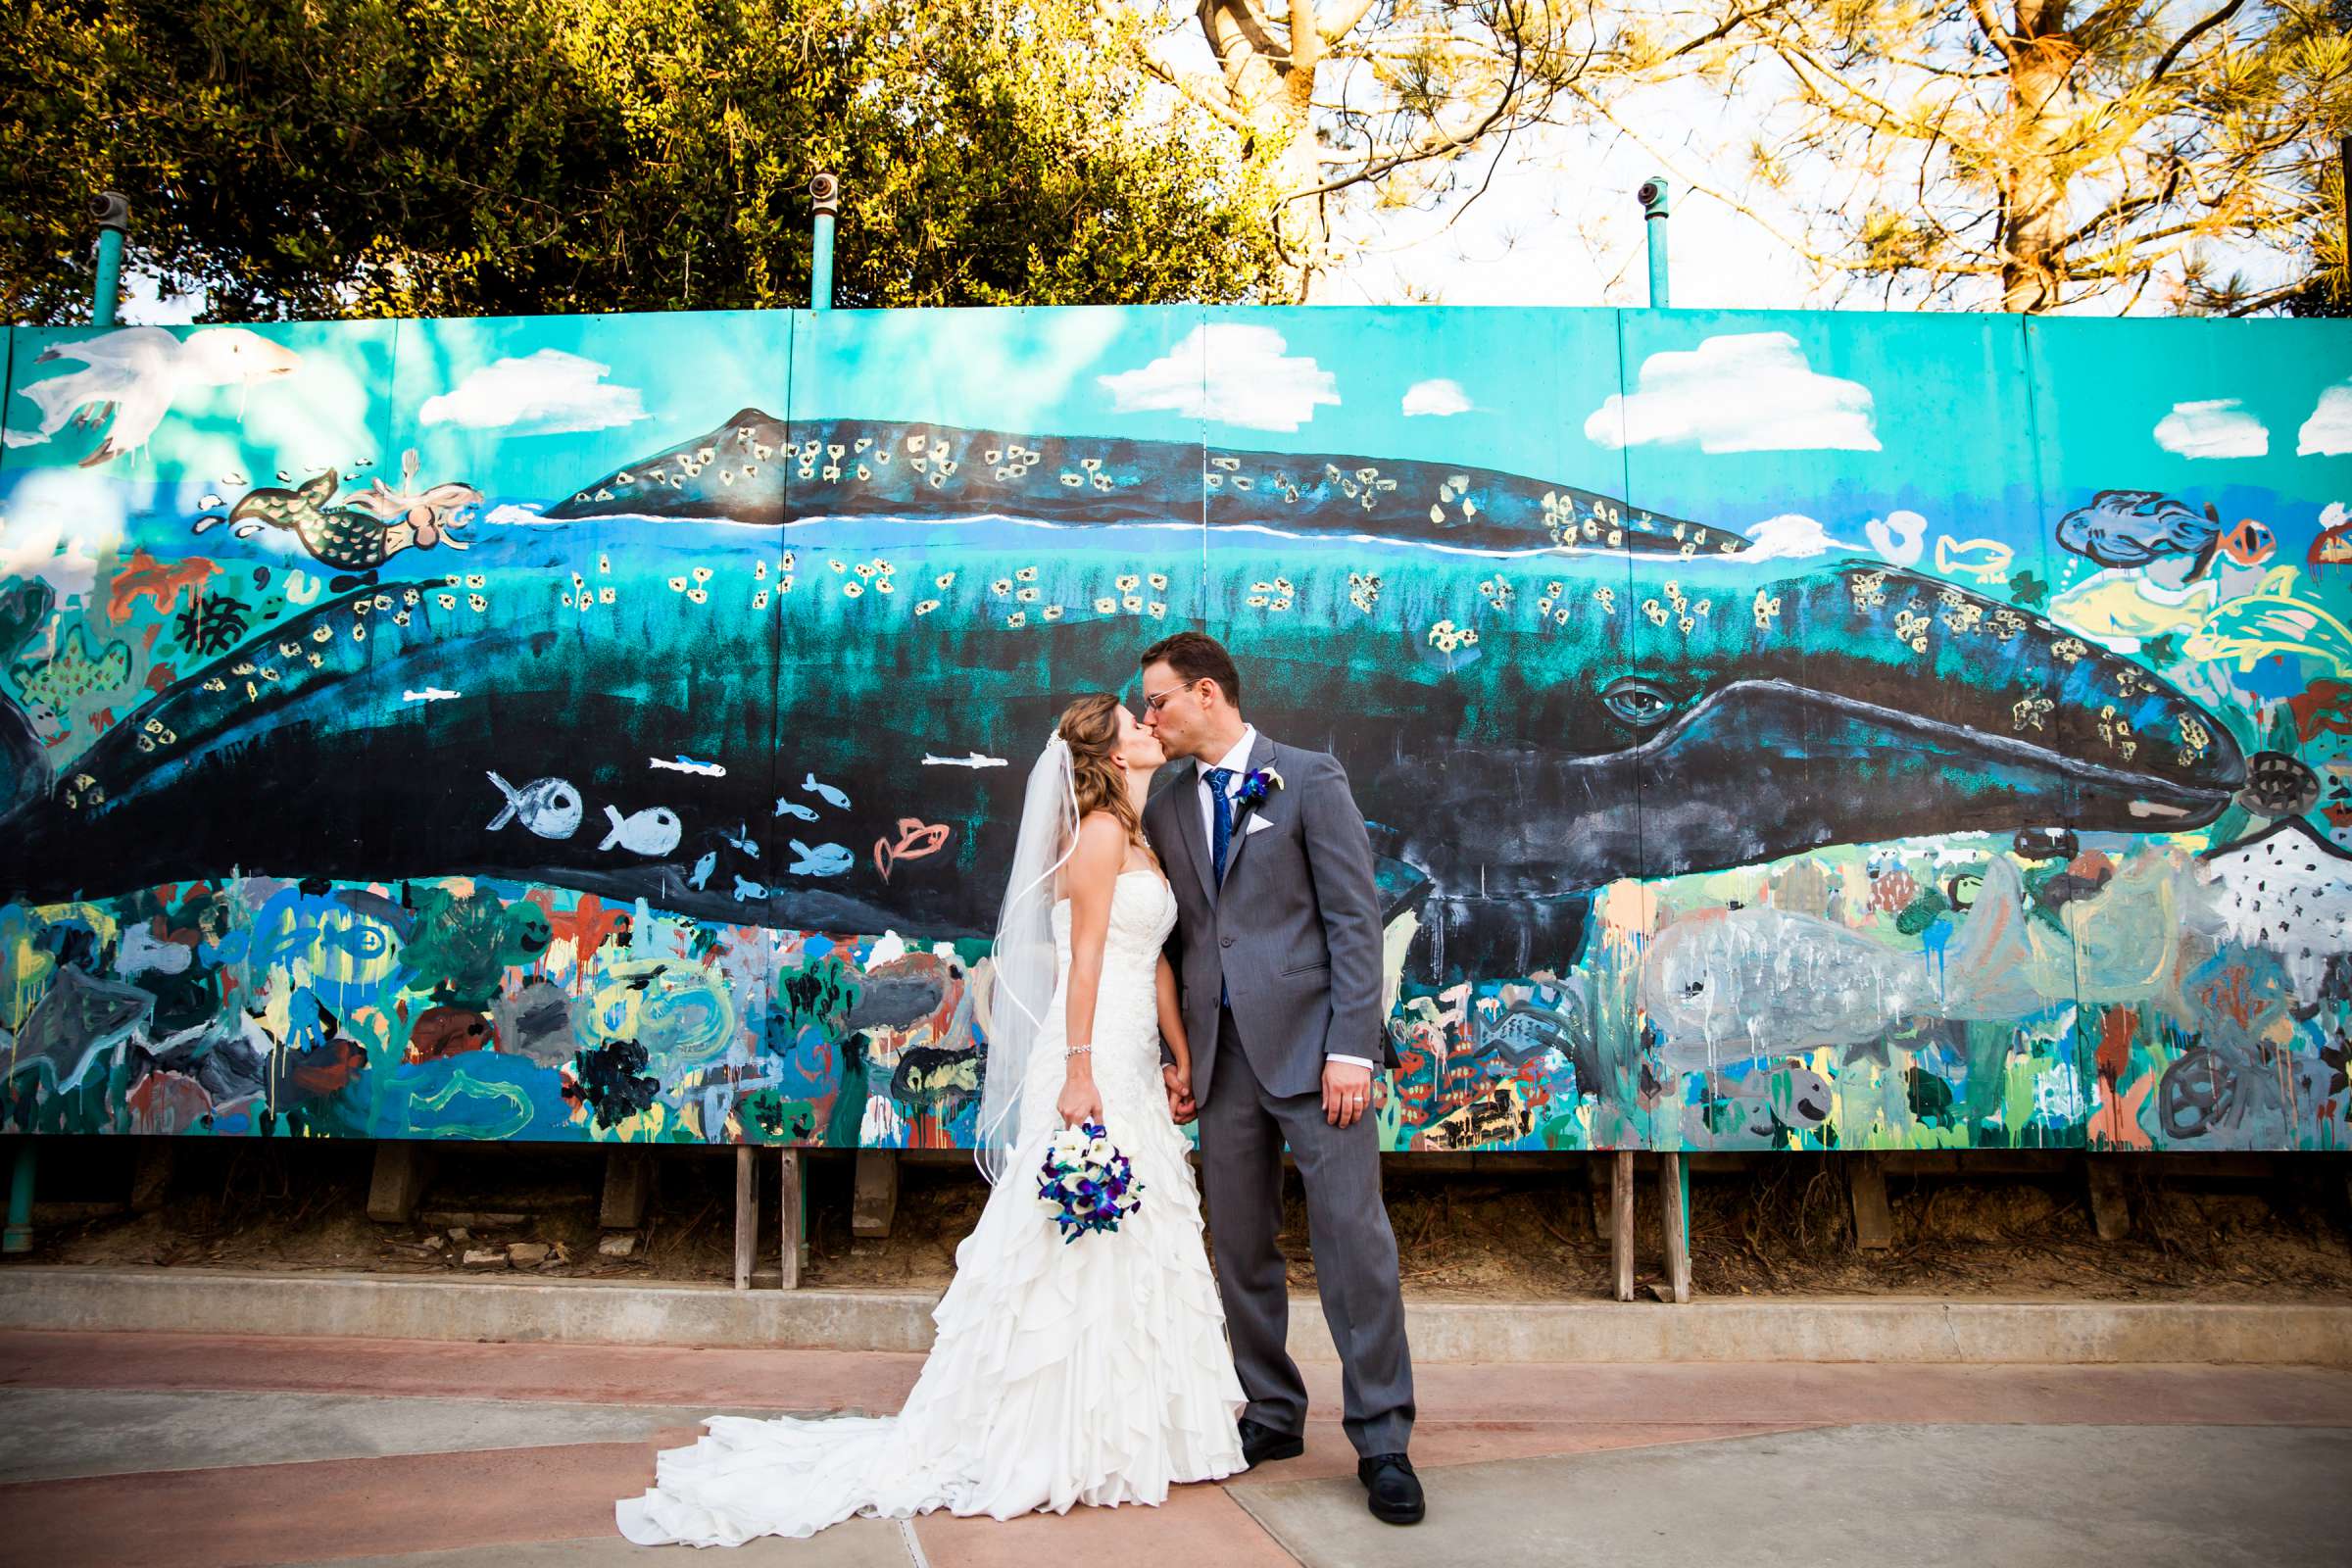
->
[13,1138,2352,1302]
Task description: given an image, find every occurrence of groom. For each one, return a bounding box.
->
[1136,631,1422,1527]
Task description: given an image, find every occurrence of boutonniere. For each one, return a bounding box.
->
[1236,766,1283,808]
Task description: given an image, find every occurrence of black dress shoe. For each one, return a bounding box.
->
[1357,1452,1424,1525]
[1238,1416,1304,1468]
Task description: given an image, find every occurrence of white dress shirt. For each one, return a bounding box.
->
[1198,726,1373,1072]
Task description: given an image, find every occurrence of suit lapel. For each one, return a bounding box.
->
[1216,732,1280,887]
[1171,765,1219,907]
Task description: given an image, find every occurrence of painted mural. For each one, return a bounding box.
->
[2,306,2348,1154]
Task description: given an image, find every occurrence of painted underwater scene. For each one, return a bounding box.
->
[2,305,2348,1152]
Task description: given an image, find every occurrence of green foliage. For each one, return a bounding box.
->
[0,0,1282,323]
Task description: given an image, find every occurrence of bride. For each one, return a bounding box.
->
[617,693,1247,1546]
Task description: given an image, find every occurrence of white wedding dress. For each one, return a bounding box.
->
[617,870,1246,1546]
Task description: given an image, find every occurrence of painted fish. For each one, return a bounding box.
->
[921,752,1008,768]
[2218,515,2276,566]
[403,687,461,703]
[2055,491,2219,573]
[484,772,583,840]
[651,755,726,777]
[731,875,769,901]
[787,840,853,877]
[689,850,718,891]
[803,771,851,810]
[600,806,682,856]
[773,797,819,821]
[874,818,952,881]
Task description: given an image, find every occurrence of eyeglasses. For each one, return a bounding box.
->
[1136,678,1200,715]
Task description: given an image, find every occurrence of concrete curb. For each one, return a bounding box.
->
[3,1266,2347,1365]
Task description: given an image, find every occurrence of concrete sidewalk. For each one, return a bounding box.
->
[6,1264,2350,1365]
[1,1330,2348,1566]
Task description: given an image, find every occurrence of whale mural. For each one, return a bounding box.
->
[1,305,2347,1154]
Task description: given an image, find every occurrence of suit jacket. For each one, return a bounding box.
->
[1143,731,1397,1105]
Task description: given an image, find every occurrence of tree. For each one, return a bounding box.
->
[1119,0,1613,297]
[0,0,1282,324]
[1568,0,2352,313]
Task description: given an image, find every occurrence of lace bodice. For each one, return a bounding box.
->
[1017,870,1177,1136]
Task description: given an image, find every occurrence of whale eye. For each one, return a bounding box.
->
[1602,676,1678,727]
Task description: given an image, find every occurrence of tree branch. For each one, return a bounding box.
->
[2143,0,2244,94]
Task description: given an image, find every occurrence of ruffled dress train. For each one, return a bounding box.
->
[617,871,1245,1545]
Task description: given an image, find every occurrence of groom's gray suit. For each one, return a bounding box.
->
[1145,729,1414,1458]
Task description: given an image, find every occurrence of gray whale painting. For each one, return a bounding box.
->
[0,305,2345,1155]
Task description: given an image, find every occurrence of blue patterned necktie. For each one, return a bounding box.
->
[1203,767,1237,883]
[1203,766,1237,1008]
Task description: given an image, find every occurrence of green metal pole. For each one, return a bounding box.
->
[808,172,838,311]
[90,192,130,326]
[5,194,127,1254]
[1640,175,1670,309]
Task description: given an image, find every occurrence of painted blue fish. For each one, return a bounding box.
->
[773,797,819,821]
[803,771,850,811]
[732,874,769,901]
[787,840,854,877]
[688,850,717,891]
[485,772,582,840]
[599,806,681,856]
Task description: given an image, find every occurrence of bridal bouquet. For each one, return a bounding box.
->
[1036,1121,1144,1243]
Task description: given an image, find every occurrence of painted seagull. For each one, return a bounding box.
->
[4,326,302,466]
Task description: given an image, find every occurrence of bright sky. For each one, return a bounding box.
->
[110,17,2300,324]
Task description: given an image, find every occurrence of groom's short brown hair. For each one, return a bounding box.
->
[1141,630,1242,711]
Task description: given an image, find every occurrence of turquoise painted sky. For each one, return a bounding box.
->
[3,307,2348,559]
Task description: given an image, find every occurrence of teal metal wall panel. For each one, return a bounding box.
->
[1,306,2345,1152]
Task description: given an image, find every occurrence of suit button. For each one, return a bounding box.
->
[1220,935,1234,947]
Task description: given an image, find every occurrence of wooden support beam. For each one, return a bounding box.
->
[2086,1158,2132,1241]
[1848,1153,1894,1250]
[733,1146,759,1292]
[365,1142,431,1223]
[129,1139,174,1214]
[599,1149,654,1231]
[779,1150,805,1290]
[1611,1150,1635,1301]
[852,1151,899,1239]
[1660,1152,1691,1304]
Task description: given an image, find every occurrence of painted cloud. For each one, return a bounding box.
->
[1585,332,1881,453]
[1098,323,1338,431]
[1401,378,1472,416]
[2154,398,2268,459]
[419,349,649,435]
[1740,514,1854,560]
[2298,380,2352,458]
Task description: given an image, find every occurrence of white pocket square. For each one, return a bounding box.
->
[1246,814,1275,835]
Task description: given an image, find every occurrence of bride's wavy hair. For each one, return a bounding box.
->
[1056,693,1146,849]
